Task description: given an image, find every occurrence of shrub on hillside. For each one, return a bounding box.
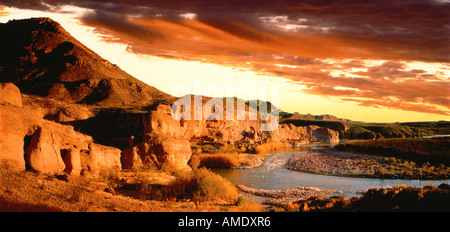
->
[189,153,240,169]
[254,141,286,154]
[143,168,239,204]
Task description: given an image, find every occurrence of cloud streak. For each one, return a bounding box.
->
[1,0,449,116]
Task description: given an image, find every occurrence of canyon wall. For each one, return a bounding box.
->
[0,84,342,173]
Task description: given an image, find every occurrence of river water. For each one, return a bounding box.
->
[214,145,450,199]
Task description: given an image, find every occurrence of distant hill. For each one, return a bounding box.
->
[0,17,174,107]
[280,111,352,123]
[345,121,450,140]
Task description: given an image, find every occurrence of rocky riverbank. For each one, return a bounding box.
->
[286,148,450,179]
[237,185,335,205]
[278,184,450,212]
[286,149,379,177]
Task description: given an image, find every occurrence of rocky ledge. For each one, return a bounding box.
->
[237,185,335,205]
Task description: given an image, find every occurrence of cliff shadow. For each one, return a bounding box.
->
[60,112,146,149]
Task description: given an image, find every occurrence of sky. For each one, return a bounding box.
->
[0,0,449,122]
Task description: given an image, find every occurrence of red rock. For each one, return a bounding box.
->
[63,147,82,176]
[0,83,22,108]
[0,105,27,171]
[25,127,65,174]
[82,143,122,175]
[123,135,192,171]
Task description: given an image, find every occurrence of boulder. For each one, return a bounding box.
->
[25,127,65,174]
[0,83,22,108]
[56,106,92,122]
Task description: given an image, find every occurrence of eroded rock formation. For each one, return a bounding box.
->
[25,126,66,174]
[0,84,121,175]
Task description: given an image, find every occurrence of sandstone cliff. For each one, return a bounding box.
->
[0,83,121,174]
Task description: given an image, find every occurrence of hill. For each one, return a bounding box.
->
[0,17,174,107]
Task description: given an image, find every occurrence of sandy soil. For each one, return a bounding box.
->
[0,166,253,212]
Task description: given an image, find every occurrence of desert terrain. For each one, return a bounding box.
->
[1,18,449,212]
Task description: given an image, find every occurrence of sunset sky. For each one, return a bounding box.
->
[0,0,449,122]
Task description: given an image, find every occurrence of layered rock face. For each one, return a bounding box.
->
[117,98,342,170]
[63,147,82,176]
[122,135,192,171]
[25,127,66,174]
[0,84,121,174]
[140,99,341,143]
[81,143,122,175]
[117,99,341,170]
[0,84,28,170]
[271,124,340,144]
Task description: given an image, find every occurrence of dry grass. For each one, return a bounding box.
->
[0,162,208,212]
[0,166,158,211]
[141,167,239,204]
[254,141,286,155]
[0,159,262,212]
[189,153,240,169]
[233,196,263,212]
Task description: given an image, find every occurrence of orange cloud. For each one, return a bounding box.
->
[80,11,449,116]
[3,0,449,117]
[0,6,12,17]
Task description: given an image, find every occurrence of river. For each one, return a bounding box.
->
[214,145,450,199]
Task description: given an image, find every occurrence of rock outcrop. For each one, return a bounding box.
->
[81,143,122,175]
[269,124,340,144]
[0,83,122,174]
[143,104,188,137]
[141,98,341,144]
[0,83,22,107]
[94,143,122,170]
[91,98,342,171]
[0,105,28,171]
[312,127,340,144]
[122,134,192,171]
[63,147,82,176]
[25,126,66,174]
